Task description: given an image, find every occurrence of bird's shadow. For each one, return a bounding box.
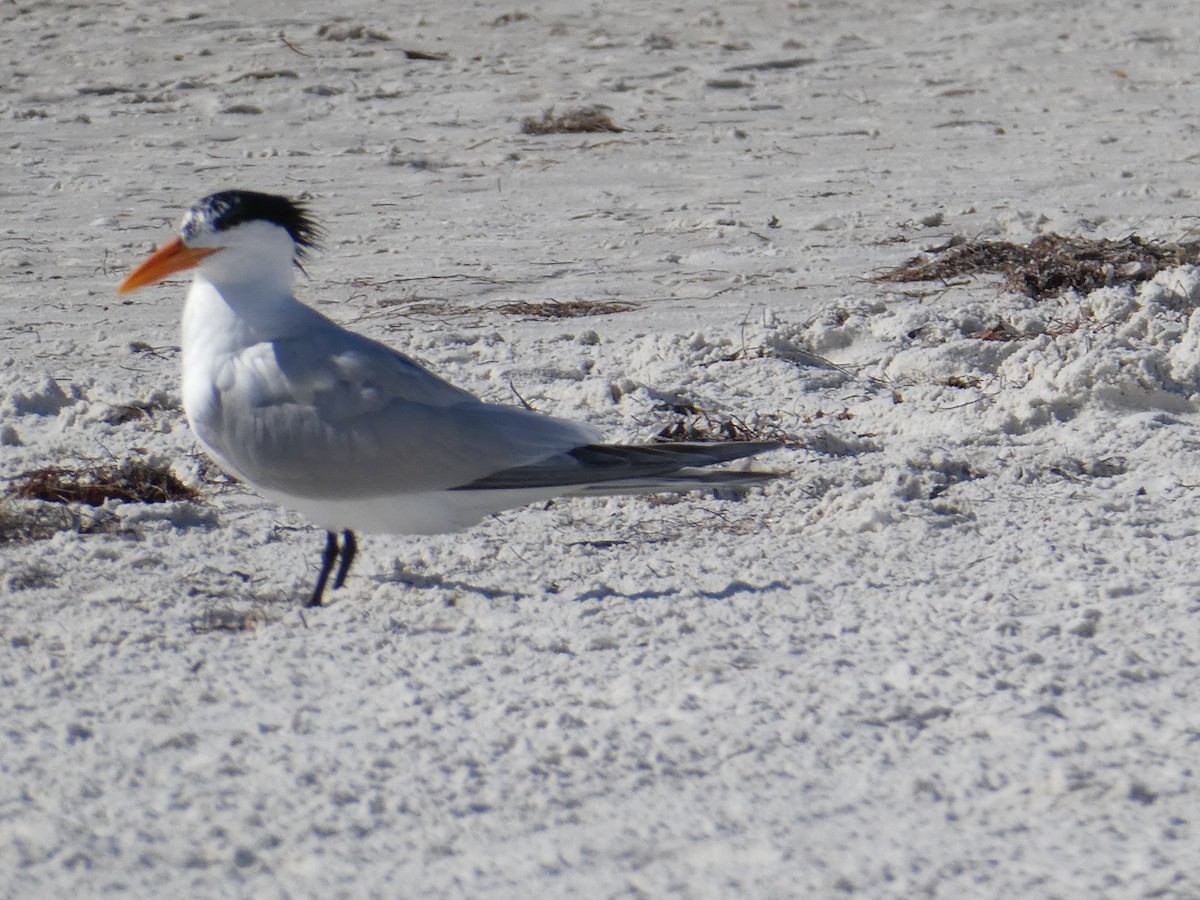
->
[379,564,523,600]
[370,568,791,605]
[571,578,791,603]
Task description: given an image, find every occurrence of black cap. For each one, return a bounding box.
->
[183,190,322,260]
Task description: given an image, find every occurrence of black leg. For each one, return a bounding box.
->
[308,530,339,608]
[333,530,357,590]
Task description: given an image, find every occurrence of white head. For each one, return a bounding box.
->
[118,190,322,295]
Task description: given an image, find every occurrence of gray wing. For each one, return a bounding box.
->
[206,327,601,498]
[452,441,781,491]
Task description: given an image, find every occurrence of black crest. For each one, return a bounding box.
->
[183,190,322,260]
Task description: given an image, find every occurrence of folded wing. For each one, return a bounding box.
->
[452,440,780,492]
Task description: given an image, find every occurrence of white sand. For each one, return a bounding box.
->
[3,0,1200,896]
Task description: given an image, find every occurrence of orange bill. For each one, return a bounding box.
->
[117,237,219,295]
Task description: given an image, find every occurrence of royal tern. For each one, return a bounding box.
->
[117,190,779,606]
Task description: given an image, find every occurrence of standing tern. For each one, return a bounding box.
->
[117,190,779,606]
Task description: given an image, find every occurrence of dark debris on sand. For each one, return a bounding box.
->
[520,106,625,135]
[879,233,1200,299]
[8,459,200,507]
[493,299,639,319]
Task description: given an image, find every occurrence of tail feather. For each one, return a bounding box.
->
[451,440,781,492]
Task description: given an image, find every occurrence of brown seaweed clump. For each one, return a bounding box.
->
[879,233,1200,299]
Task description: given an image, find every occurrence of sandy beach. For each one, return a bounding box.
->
[3,0,1200,896]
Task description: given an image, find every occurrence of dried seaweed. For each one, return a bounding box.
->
[520,107,625,135]
[8,459,200,506]
[656,412,801,446]
[493,298,638,319]
[879,233,1200,299]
